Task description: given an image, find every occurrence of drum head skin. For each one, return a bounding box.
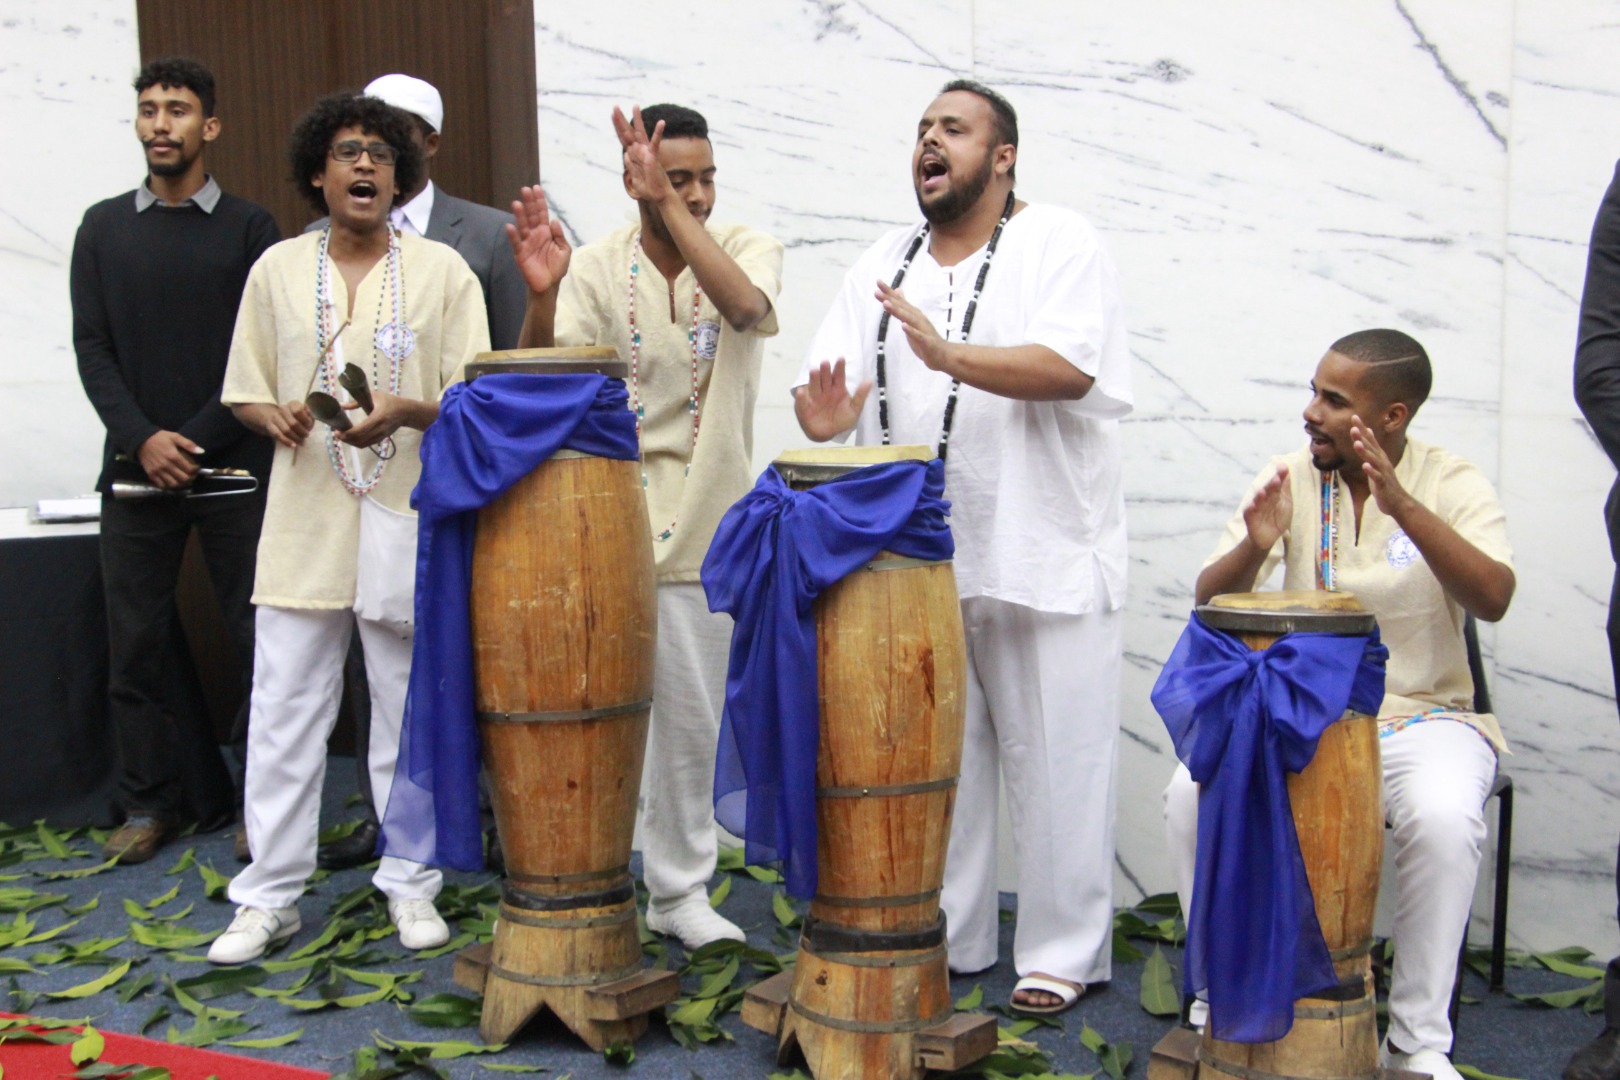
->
[1199,590,1376,636]
[466,346,626,380]
[773,444,933,487]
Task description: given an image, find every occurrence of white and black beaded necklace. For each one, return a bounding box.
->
[875,189,1015,462]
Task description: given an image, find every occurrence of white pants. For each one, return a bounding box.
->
[941,595,1123,985]
[1163,719,1496,1053]
[639,581,732,909]
[230,606,442,911]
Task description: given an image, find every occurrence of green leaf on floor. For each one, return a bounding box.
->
[319,820,363,844]
[45,958,132,999]
[768,1071,813,1080]
[708,874,732,909]
[603,1039,635,1065]
[195,862,231,901]
[7,976,39,1012]
[167,1015,257,1047]
[374,1032,508,1059]
[164,848,196,875]
[169,979,247,1020]
[1111,929,1146,964]
[1536,954,1607,980]
[0,888,69,913]
[226,1027,304,1048]
[415,931,476,961]
[743,864,784,884]
[30,936,128,966]
[145,883,181,909]
[1513,979,1603,1009]
[130,921,218,950]
[68,1025,104,1066]
[1457,1065,1526,1080]
[1140,945,1181,1017]
[39,859,118,882]
[404,992,483,1028]
[482,1066,547,1073]
[174,965,268,1001]
[1080,1023,1132,1080]
[140,1004,172,1035]
[955,983,984,1011]
[116,972,157,1004]
[63,897,100,917]
[0,956,38,976]
[35,823,78,860]
[772,892,801,928]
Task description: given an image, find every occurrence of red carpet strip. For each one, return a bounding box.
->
[0,1013,328,1080]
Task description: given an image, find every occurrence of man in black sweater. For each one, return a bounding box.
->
[1570,162,1620,1080]
[71,56,281,864]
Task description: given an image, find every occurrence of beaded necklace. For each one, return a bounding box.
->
[627,235,705,543]
[315,225,407,495]
[875,189,1016,462]
[1317,470,1340,591]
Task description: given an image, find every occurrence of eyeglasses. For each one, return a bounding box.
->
[329,140,398,165]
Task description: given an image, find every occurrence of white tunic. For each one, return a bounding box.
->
[798,203,1133,614]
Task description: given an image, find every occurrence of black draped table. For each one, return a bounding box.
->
[0,507,120,827]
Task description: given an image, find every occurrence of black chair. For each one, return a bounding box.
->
[1445,615,1513,1044]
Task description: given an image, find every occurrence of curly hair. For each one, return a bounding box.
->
[287,93,424,215]
[135,56,216,117]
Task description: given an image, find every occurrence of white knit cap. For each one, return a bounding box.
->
[364,73,444,134]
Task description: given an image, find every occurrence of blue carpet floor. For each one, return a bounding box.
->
[0,759,1602,1079]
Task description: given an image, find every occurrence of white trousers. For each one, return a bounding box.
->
[1163,719,1496,1054]
[941,595,1123,985]
[230,606,442,911]
[639,582,732,909]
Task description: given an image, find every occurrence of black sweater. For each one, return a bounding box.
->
[1576,162,1620,559]
[71,187,281,489]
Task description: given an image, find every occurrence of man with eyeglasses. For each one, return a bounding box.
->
[209,92,488,964]
[308,72,529,873]
[71,56,280,865]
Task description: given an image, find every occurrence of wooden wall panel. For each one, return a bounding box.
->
[135,0,537,240]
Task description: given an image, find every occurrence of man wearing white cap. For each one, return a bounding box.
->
[313,73,529,871]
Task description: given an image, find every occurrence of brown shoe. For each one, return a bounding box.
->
[103,816,172,864]
[233,826,250,864]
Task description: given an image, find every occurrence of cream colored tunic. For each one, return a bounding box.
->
[555,222,783,582]
[222,231,489,608]
[1203,440,1515,750]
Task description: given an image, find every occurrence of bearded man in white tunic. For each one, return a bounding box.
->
[795,79,1133,1015]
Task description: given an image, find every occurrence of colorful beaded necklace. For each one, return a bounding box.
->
[627,235,704,543]
[875,189,1016,462]
[315,225,407,495]
[1317,470,1340,591]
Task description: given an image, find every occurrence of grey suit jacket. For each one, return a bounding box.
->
[304,187,525,350]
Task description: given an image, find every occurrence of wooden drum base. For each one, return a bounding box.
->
[454,885,679,1051]
[742,920,996,1079]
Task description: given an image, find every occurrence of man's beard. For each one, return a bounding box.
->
[917,153,994,226]
[144,141,195,178]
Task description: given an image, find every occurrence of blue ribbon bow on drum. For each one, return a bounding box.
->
[1151,611,1386,1043]
[380,373,639,871]
[701,458,953,899]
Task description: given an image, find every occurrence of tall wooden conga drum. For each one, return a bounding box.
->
[464,349,678,1049]
[744,445,994,1080]
[1194,590,1383,1080]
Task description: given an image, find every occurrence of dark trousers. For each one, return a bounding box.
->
[1610,570,1620,927]
[99,490,263,824]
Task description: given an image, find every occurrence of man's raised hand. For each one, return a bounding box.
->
[795,359,872,442]
[506,185,571,296]
[1242,462,1293,552]
[613,106,672,205]
[1350,415,1412,518]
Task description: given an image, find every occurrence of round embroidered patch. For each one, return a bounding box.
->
[695,320,721,361]
[375,321,416,360]
[1386,529,1420,569]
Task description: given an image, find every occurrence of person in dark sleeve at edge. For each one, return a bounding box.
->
[1567,161,1620,1080]
[71,56,281,865]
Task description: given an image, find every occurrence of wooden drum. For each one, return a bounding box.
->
[761,445,992,1080]
[463,348,676,1050]
[1195,590,1382,1080]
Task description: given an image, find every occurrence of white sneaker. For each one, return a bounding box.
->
[1381,1040,1464,1080]
[208,905,300,965]
[1187,998,1208,1033]
[646,895,745,950]
[389,898,450,950]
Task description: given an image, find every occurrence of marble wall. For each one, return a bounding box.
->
[5,0,1620,954]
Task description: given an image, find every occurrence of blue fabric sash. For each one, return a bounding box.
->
[700,458,954,898]
[379,373,639,872]
[1151,612,1386,1043]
